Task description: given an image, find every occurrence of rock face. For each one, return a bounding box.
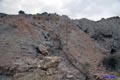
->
[0,13,119,80]
[74,17,120,55]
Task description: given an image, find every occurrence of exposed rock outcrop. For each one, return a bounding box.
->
[74,16,120,55]
[39,56,61,70]
[0,13,119,80]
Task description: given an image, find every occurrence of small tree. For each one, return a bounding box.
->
[41,12,48,15]
[18,10,25,15]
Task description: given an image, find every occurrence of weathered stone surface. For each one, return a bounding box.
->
[15,73,56,80]
[66,74,74,79]
[74,16,120,54]
[38,44,48,56]
[39,56,61,70]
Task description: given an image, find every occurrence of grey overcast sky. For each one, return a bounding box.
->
[0,0,119,20]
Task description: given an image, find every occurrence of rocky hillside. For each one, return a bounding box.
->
[0,12,119,80]
[74,17,120,54]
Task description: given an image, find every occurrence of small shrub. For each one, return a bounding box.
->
[35,47,41,53]
[41,12,48,15]
[110,48,117,54]
[84,28,88,33]
[18,10,25,15]
[102,55,120,71]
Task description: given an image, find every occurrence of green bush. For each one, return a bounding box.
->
[102,55,120,71]
[18,10,25,15]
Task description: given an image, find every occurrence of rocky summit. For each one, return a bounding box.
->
[0,12,120,80]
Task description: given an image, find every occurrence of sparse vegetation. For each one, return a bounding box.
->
[102,55,120,71]
[0,13,7,18]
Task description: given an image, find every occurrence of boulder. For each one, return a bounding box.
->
[38,56,61,70]
[66,74,74,79]
[38,44,48,56]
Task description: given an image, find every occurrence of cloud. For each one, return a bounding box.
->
[0,0,119,20]
[63,0,120,20]
[0,0,2,2]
